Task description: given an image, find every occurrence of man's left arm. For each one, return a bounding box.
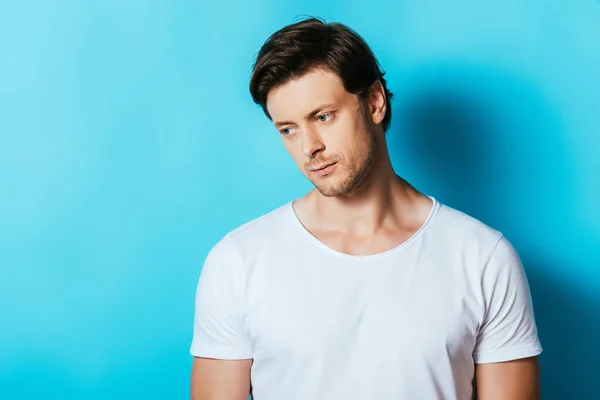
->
[475,356,540,400]
[472,236,543,399]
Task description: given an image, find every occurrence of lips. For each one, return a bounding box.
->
[310,162,336,172]
[309,162,337,177]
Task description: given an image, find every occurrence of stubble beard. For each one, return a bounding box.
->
[313,128,378,198]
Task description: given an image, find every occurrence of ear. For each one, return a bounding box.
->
[367,80,387,126]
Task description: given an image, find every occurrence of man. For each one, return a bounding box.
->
[190,17,542,400]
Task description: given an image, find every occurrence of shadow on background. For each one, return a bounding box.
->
[392,61,600,399]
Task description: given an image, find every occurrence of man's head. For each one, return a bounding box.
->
[249,18,394,197]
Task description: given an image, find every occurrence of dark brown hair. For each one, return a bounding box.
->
[249,17,394,132]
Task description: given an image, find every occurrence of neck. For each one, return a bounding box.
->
[308,139,426,236]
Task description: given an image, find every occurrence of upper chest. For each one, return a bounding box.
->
[242,251,483,363]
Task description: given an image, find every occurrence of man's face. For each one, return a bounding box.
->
[266,69,379,197]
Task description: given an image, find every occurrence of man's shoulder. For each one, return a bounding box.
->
[432,200,504,247]
[228,201,291,239]
[211,200,293,258]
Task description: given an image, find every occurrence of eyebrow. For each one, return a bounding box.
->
[273,103,337,128]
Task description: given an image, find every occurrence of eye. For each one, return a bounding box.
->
[279,127,297,136]
[317,113,332,123]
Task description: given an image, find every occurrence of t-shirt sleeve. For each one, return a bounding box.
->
[473,236,543,364]
[190,235,252,360]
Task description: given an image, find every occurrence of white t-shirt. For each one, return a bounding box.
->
[190,197,542,400]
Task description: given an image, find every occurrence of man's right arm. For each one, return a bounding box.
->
[190,357,252,400]
[190,237,253,399]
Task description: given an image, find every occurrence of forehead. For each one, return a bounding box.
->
[266,69,352,121]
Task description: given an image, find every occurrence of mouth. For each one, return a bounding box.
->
[311,162,335,171]
[310,162,337,177]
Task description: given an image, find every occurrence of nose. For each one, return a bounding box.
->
[301,125,325,158]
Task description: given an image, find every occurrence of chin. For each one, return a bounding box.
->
[315,186,339,197]
[313,179,352,197]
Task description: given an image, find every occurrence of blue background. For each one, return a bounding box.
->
[1,1,599,398]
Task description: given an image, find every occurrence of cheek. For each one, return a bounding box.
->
[335,120,371,163]
[283,141,306,168]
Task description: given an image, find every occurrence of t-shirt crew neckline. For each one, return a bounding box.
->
[288,196,439,262]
